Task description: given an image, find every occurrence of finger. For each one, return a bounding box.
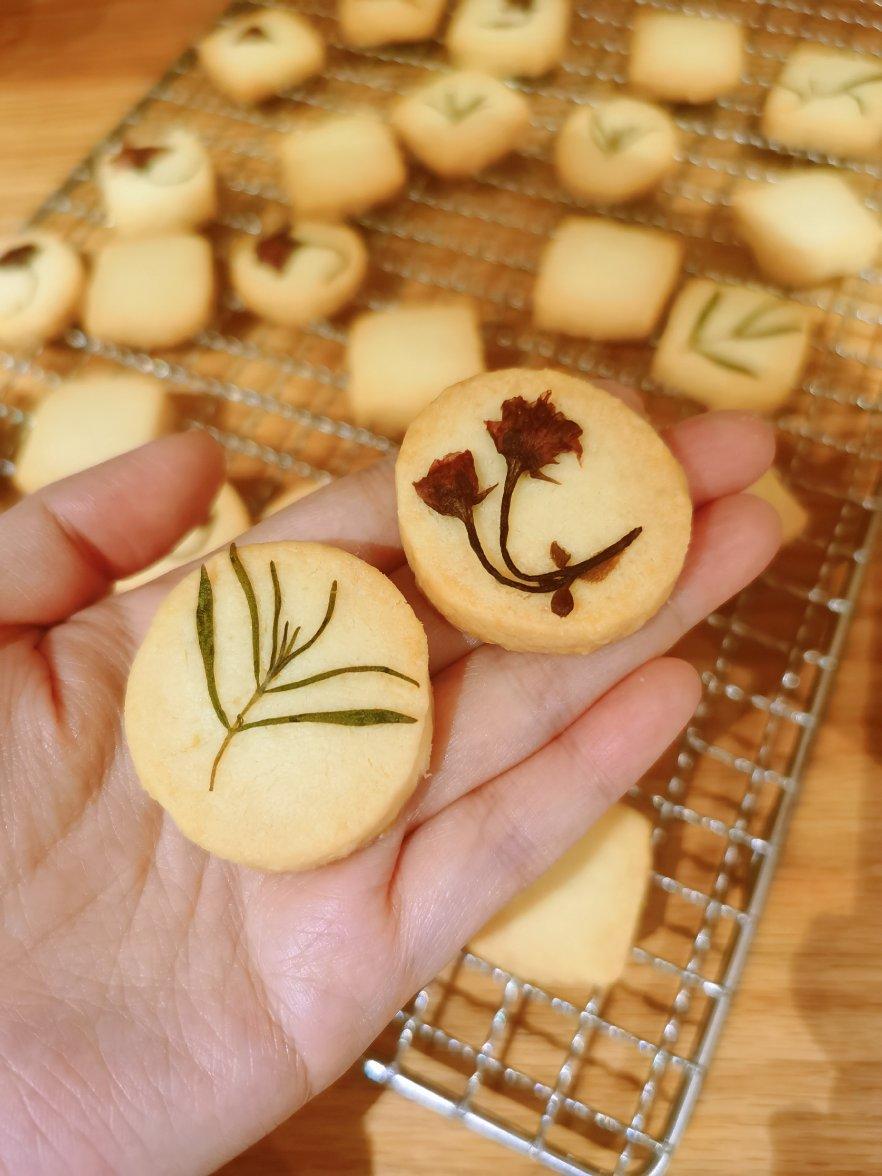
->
[0,433,224,628]
[393,657,701,981]
[663,411,775,506]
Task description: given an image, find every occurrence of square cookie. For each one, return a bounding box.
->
[651,278,812,413]
[347,299,485,438]
[446,0,570,79]
[339,0,446,48]
[197,8,325,105]
[629,11,744,104]
[533,216,683,340]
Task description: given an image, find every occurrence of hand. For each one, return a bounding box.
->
[0,402,778,1173]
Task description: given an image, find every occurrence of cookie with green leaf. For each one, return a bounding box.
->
[125,542,432,872]
[396,368,691,654]
[651,278,813,413]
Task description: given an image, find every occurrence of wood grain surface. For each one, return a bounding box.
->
[2,2,881,1174]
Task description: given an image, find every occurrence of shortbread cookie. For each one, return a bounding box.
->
[340,0,446,48]
[84,233,215,349]
[651,279,812,413]
[261,480,322,517]
[230,222,367,327]
[554,98,678,205]
[125,541,432,872]
[470,805,652,989]
[396,368,691,653]
[391,71,530,178]
[0,231,84,350]
[762,46,882,160]
[446,0,570,79]
[117,483,251,592]
[279,114,407,220]
[731,170,881,287]
[348,299,485,439]
[630,11,744,104]
[13,373,173,495]
[97,128,217,235]
[748,468,808,546]
[197,8,325,105]
[533,217,683,340]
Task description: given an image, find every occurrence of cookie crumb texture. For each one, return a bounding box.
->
[0,231,84,350]
[629,11,744,104]
[340,0,446,48]
[396,368,691,654]
[446,0,570,79]
[197,8,325,105]
[125,541,432,872]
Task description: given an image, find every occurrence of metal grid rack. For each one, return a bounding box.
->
[2,0,880,1171]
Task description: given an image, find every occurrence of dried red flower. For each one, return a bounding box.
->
[0,243,37,268]
[413,450,496,521]
[485,391,582,482]
[114,143,170,172]
[256,231,299,272]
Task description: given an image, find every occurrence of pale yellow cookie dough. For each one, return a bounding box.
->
[554,98,678,205]
[748,468,808,546]
[347,299,485,439]
[0,231,84,350]
[197,8,325,105]
[391,71,531,178]
[396,368,692,654]
[261,480,323,518]
[470,804,653,989]
[13,373,173,496]
[446,0,570,79]
[83,232,215,349]
[731,170,881,288]
[651,278,812,413]
[533,216,683,340]
[125,541,432,872]
[339,0,446,48]
[629,11,744,104]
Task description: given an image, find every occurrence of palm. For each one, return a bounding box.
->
[0,406,779,1173]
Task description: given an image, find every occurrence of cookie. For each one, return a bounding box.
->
[339,0,446,48]
[651,278,812,413]
[117,483,251,592]
[279,114,407,221]
[83,232,215,349]
[395,368,692,654]
[748,468,808,546]
[762,46,882,160]
[390,71,531,178]
[261,480,322,518]
[731,170,881,288]
[554,98,678,205]
[446,0,570,79]
[125,541,432,872]
[533,216,683,340]
[470,804,652,989]
[97,128,217,236]
[197,8,325,105]
[13,373,173,496]
[629,11,744,104]
[347,299,485,439]
[0,231,84,350]
[230,221,367,327]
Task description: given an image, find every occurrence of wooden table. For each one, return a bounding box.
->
[2,3,880,1172]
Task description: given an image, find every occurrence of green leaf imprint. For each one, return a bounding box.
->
[688,290,801,377]
[229,542,261,687]
[196,566,230,731]
[590,117,649,155]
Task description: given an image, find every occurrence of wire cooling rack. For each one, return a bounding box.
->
[1,0,880,1171]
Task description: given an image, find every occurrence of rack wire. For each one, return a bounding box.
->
[1,0,880,1171]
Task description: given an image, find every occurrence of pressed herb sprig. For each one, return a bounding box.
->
[197,544,419,791]
[782,69,882,114]
[688,290,802,376]
[413,391,642,618]
[256,229,347,281]
[590,117,648,155]
[427,90,488,123]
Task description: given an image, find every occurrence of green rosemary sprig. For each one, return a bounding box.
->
[590,118,648,155]
[196,544,419,792]
[427,90,487,124]
[781,69,882,114]
[687,290,802,377]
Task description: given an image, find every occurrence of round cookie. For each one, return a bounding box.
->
[125,541,432,872]
[0,231,84,350]
[396,368,692,654]
[230,222,367,327]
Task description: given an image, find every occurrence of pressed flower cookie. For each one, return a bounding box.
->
[117,483,251,592]
[13,373,173,496]
[446,0,570,79]
[197,8,325,104]
[347,299,485,439]
[339,0,446,48]
[0,231,84,350]
[390,71,531,178]
[396,368,691,654]
[748,468,808,546]
[554,98,678,205]
[230,222,367,326]
[261,480,323,518]
[651,278,812,413]
[731,170,881,288]
[97,128,217,236]
[470,805,652,989]
[533,217,683,340]
[629,11,744,104]
[125,541,432,872]
[83,232,215,349]
[762,46,882,160]
[279,114,407,220]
